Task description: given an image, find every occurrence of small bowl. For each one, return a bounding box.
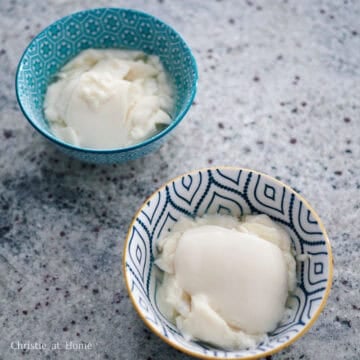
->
[16,8,197,163]
[123,167,333,359]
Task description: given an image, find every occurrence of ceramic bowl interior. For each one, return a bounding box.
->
[123,167,333,359]
[16,8,197,163]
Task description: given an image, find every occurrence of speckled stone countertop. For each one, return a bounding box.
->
[0,0,359,359]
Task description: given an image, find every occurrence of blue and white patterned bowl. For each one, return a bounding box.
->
[15,8,197,163]
[123,167,333,359]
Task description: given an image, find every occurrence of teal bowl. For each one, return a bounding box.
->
[16,8,197,163]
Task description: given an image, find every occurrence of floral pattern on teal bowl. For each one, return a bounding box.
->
[16,8,198,163]
[123,167,333,360]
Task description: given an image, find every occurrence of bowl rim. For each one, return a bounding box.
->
[15,7,198,154]
[122,166,334,360]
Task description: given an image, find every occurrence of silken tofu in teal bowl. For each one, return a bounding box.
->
[16,8,198,163]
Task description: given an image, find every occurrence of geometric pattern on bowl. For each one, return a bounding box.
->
[124,167,333,359]
[16,8,197,163]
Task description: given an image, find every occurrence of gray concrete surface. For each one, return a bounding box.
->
[0,0,359,359]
